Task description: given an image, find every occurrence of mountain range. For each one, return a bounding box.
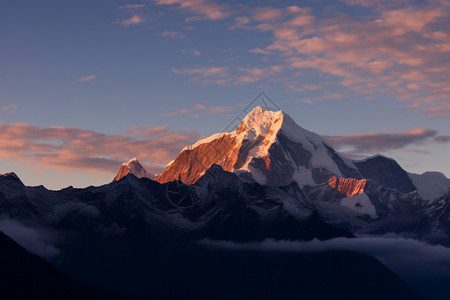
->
[1,106,449,298]
[0,170,424,299]
[117,106,450,244]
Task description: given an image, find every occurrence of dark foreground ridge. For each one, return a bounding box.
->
[0,231,126,300]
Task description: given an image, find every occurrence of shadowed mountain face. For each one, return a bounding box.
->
[0,231,125,300]
[0,168,357,297]
[354,155,417,194]
[0,166,433,298]
[0,167,351,244]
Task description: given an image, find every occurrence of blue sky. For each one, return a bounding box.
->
[1,0,450,189]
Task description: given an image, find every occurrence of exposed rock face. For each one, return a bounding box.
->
[309,178,428,234]
[156,106,361,187]
[328,176,366,197]
[113,158,150,181]
[155,135,239,184]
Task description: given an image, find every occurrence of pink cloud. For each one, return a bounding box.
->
[160,109,191,117]
[77,74,95,82]
[161,103,233,117]
[0,123,199,176]
[172,67,228,77]
[248,48,271,55]
[173,64,284,86]
[421,102,450,118]
[127,125,170,136]
[235,65,284,84]
[163,1,450,117]
[2,105,19,115]
[153,0,230,21]
[257,2,450,116]
[251,7,285,22]
[206,106,233,114]
[380,7,444,35]
[116,15,145,27]
[229,16,251,30]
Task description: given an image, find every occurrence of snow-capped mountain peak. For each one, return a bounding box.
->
[113,157,150,181]
[239,106,283,136]
[156,106,360,187]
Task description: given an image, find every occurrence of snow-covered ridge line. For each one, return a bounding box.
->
[182,132,233,152]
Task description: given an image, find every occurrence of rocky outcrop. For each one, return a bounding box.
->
[328,176,366,197]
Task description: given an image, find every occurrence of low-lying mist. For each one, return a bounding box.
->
[200,236,450,299]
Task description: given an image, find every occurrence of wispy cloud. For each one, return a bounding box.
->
[172,65,285,86]
[2,105,19,115]
[179,48,202,55]
[153,0,231,21]
[248,48,272,55]
[159,30,185,39]
[163,1,450,117]
[173,67,228,77]
[258,1,450,117]
[120,4,146,9]
[435,135,450,143]
[116,15,146,27]
[160,108,191,117]
[324,127,450,153]
[0,123,199,175]
[77,74,95,82]
[251,7,285,22]
[199,236,450,298]
[161,103,233,118]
